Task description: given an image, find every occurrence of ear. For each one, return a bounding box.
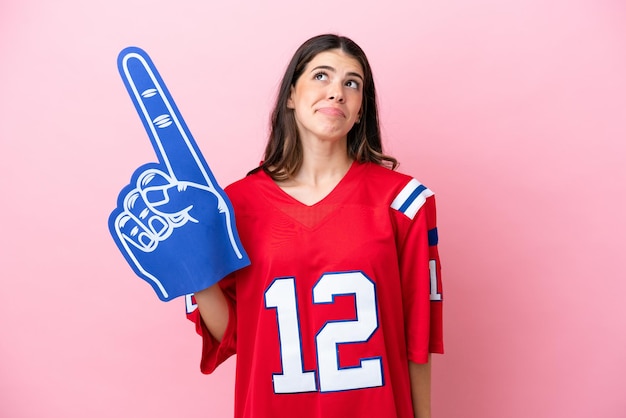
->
[286,86,295,109]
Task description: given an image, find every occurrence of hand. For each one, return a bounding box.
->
[108,47,249,301]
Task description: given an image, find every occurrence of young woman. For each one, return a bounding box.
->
[187,34,444,418]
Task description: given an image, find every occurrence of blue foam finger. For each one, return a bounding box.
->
[109,48,250,301]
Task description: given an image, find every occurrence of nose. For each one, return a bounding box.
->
[328,81,345,103]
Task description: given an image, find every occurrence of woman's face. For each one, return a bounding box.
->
[287,49,364,146]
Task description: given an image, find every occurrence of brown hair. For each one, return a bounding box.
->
[252,34,397,180]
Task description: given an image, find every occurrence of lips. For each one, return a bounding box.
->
[316,107,345,118]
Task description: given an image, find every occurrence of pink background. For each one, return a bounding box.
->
[1,0,625,417]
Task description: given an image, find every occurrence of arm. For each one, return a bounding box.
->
[194,283,230,341]
[409,356,432,418]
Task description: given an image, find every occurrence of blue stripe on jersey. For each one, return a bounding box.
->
[428,228,439,246]
[398,184,427,213]
[390,178,434,220]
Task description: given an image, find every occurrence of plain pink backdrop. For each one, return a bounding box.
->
[1,0,625,417]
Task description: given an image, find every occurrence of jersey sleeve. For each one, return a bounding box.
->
[423,195,444,353]
[392,183,444,364]
[185,275,238,374]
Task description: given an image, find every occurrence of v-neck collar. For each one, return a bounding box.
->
[260,160,364,208]
[255,161,367,229]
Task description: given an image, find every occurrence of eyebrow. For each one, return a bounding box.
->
[310,65,364,81]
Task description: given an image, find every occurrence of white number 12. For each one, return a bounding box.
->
[264,271,383,393]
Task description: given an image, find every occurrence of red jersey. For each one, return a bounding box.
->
[187,161,443,417]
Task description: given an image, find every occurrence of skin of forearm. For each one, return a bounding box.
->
[194,283,230,341]
[409,356,432,418]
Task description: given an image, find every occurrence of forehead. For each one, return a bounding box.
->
[304,49,364,76]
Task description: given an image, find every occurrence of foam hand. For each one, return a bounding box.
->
[109,47,249,301]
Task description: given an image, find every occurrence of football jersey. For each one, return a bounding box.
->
[186,161,443,418]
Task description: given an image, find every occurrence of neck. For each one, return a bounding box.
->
[275,137,353,206]
[295,138,352,187]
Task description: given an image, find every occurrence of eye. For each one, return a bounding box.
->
[314,71,328,81]
[345,80,360,89]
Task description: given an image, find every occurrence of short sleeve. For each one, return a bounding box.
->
[394,190,444,364]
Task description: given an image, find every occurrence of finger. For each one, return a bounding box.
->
[136,168,215,211]
[115,211,158,252]
[123,189,173,244]
[117,47,214,188]
[136,169,193,226]
[137,169,177,208]
[111,211,170,301]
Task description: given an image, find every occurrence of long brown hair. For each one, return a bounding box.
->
[253,34,397,180]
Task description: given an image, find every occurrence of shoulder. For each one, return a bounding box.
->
[225,169,264,193]
[223,170,266,206]
[360,162,418,189]
[359,163,434,220]
[389,176,435,221]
